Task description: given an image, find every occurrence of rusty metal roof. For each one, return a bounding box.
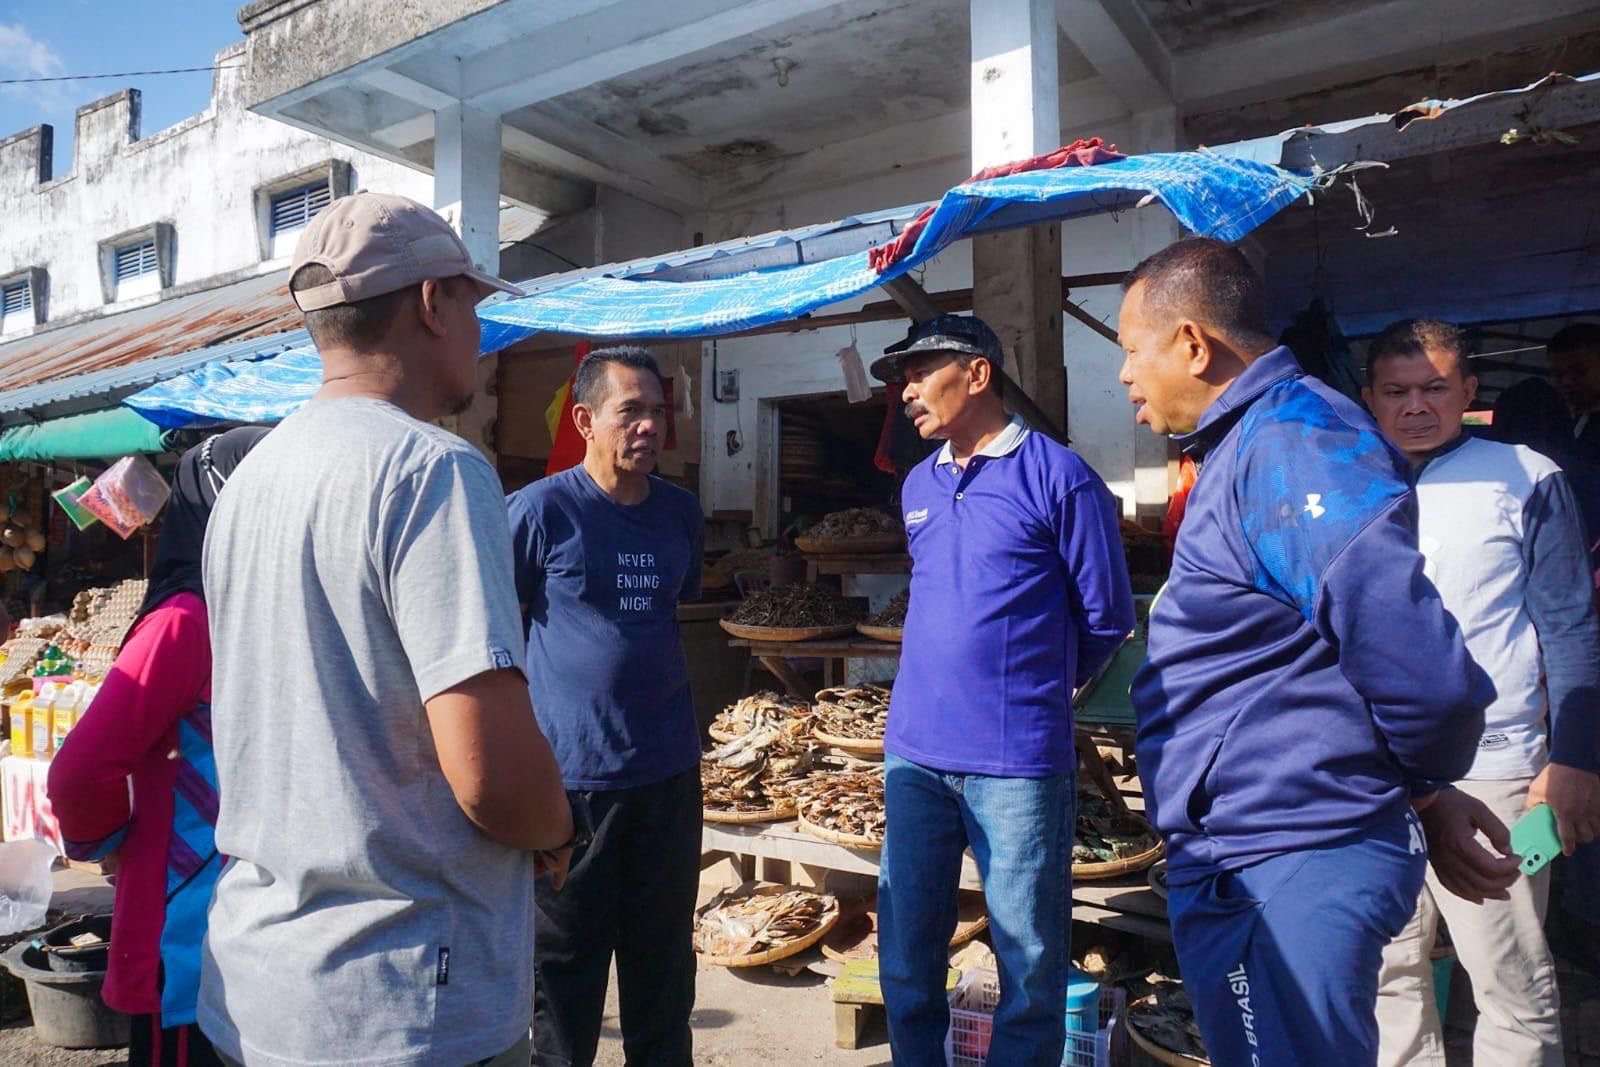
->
[0,269,306,423]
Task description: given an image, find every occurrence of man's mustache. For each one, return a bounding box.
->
[904,402,928,420]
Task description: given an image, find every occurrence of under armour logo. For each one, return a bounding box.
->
[1304,494,1326,519]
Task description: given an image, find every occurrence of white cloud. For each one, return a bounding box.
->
[0,23,64,79]
[0,23,71,118]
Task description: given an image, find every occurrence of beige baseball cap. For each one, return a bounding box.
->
[289,191,523,312]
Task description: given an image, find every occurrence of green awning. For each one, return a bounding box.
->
[0,407,171,463]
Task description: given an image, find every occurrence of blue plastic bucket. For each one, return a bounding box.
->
[1065,967,1100,1035]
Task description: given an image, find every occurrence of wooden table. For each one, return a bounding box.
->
[726,636,901,694]
[804,553,911,581]
[701,818,983,892]
[701,820,1170,942]
[1070,871,1170,942]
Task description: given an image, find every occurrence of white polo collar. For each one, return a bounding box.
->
[936,416,1031,467]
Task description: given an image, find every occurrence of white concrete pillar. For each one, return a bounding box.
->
[1129,106,1184,518]
[971,0,1066,430]
[969,0,1059,169]
[433,103,502,273]
[433,103,503,461]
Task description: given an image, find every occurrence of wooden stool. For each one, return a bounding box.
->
[831,958,961,1049]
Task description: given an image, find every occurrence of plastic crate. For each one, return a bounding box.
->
[945,970,1123,1067]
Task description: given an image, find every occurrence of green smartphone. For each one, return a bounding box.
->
[1510,803,1562,876]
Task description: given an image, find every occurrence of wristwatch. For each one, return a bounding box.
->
[553,792,594,852]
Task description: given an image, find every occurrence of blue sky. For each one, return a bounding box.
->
[0,2,244,177]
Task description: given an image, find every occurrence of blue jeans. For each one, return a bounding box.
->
[1167,808,1427,1067]
[878,753,1075,1066]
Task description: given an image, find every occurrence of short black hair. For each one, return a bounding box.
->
[1367,318,1469,385]
[290,265,473,350]
[572,346,666,409]
[1549,323,1600,358]
[1122,237,1271,345]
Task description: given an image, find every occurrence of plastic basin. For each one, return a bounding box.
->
[0,941,129,1049]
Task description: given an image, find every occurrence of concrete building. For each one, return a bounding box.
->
[0,44,434,342]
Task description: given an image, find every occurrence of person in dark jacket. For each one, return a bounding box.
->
[1116,238,1514,1067]
[1492,375,1600,565]
[1550,323,1600,472]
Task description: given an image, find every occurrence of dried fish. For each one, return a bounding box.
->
[792,768,886,843]
[867,588,909,628]
[1073,785,1159,865]
[805,508,901,541]
[811,684,890,742]
[727,584,865,629]
[709,691,812,741]
[702,694,817,813]
[694,885,838,958]
[1127,973,1209,1062]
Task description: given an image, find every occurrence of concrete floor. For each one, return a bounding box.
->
[7,865,1600,1066]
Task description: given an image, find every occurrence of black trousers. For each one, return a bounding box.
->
[531,766,701,1067]
[129,1014,226,1067]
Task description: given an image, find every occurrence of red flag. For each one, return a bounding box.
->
[544,342,589,476]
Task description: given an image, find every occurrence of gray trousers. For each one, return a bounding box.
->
[1374,776,1562,1067]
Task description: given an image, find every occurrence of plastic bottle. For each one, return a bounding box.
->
[32,683,60,759]
[51,682,80,754]
[73,683,98,729]
[9,691,34,758]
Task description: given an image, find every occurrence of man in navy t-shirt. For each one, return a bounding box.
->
[871,315,1134,1065]
[507,346,704,1067]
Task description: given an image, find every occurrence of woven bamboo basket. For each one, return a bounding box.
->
[1126,1003,1210,1066]
[855,623,904,643]
[820,894,987,962]
[719,619,857,642]
[796,808,883,850]
[695,884,841,968]
[1072,838,1165,881]
[795,533,905,556]
[809,727,885,755]
[702,799,798,824]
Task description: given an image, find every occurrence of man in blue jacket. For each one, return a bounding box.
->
[1118,238,1512,1066]
[871,315,1134,1065]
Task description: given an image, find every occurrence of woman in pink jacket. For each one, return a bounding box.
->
[50,427,267,1067]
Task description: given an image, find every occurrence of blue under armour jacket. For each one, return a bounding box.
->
[1133,347,1495,874]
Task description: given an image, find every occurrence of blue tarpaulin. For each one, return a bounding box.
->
[125,151,1313,427]
[126,347,323,427]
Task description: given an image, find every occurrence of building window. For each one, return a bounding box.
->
[103,229,167,302]
[270,181,332,239]
[1,279,33,337]
[114,240,159,282]
[255,161,351,262]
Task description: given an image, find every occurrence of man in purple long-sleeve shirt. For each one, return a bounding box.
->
[869,314,1135,1065]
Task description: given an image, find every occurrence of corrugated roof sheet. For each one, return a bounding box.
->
[0,269,304,421]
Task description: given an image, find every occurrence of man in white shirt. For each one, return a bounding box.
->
[1366,318,1600,1067]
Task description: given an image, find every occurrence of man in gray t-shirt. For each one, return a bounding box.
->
[198,193,573,1067]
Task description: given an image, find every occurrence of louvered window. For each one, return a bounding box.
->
[1,281,29,318]
[270,181,333,236]
[114,240,159,281]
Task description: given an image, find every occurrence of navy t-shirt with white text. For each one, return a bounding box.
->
[507,467,704,790]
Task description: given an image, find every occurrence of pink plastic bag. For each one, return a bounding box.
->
[77,455,171,539]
